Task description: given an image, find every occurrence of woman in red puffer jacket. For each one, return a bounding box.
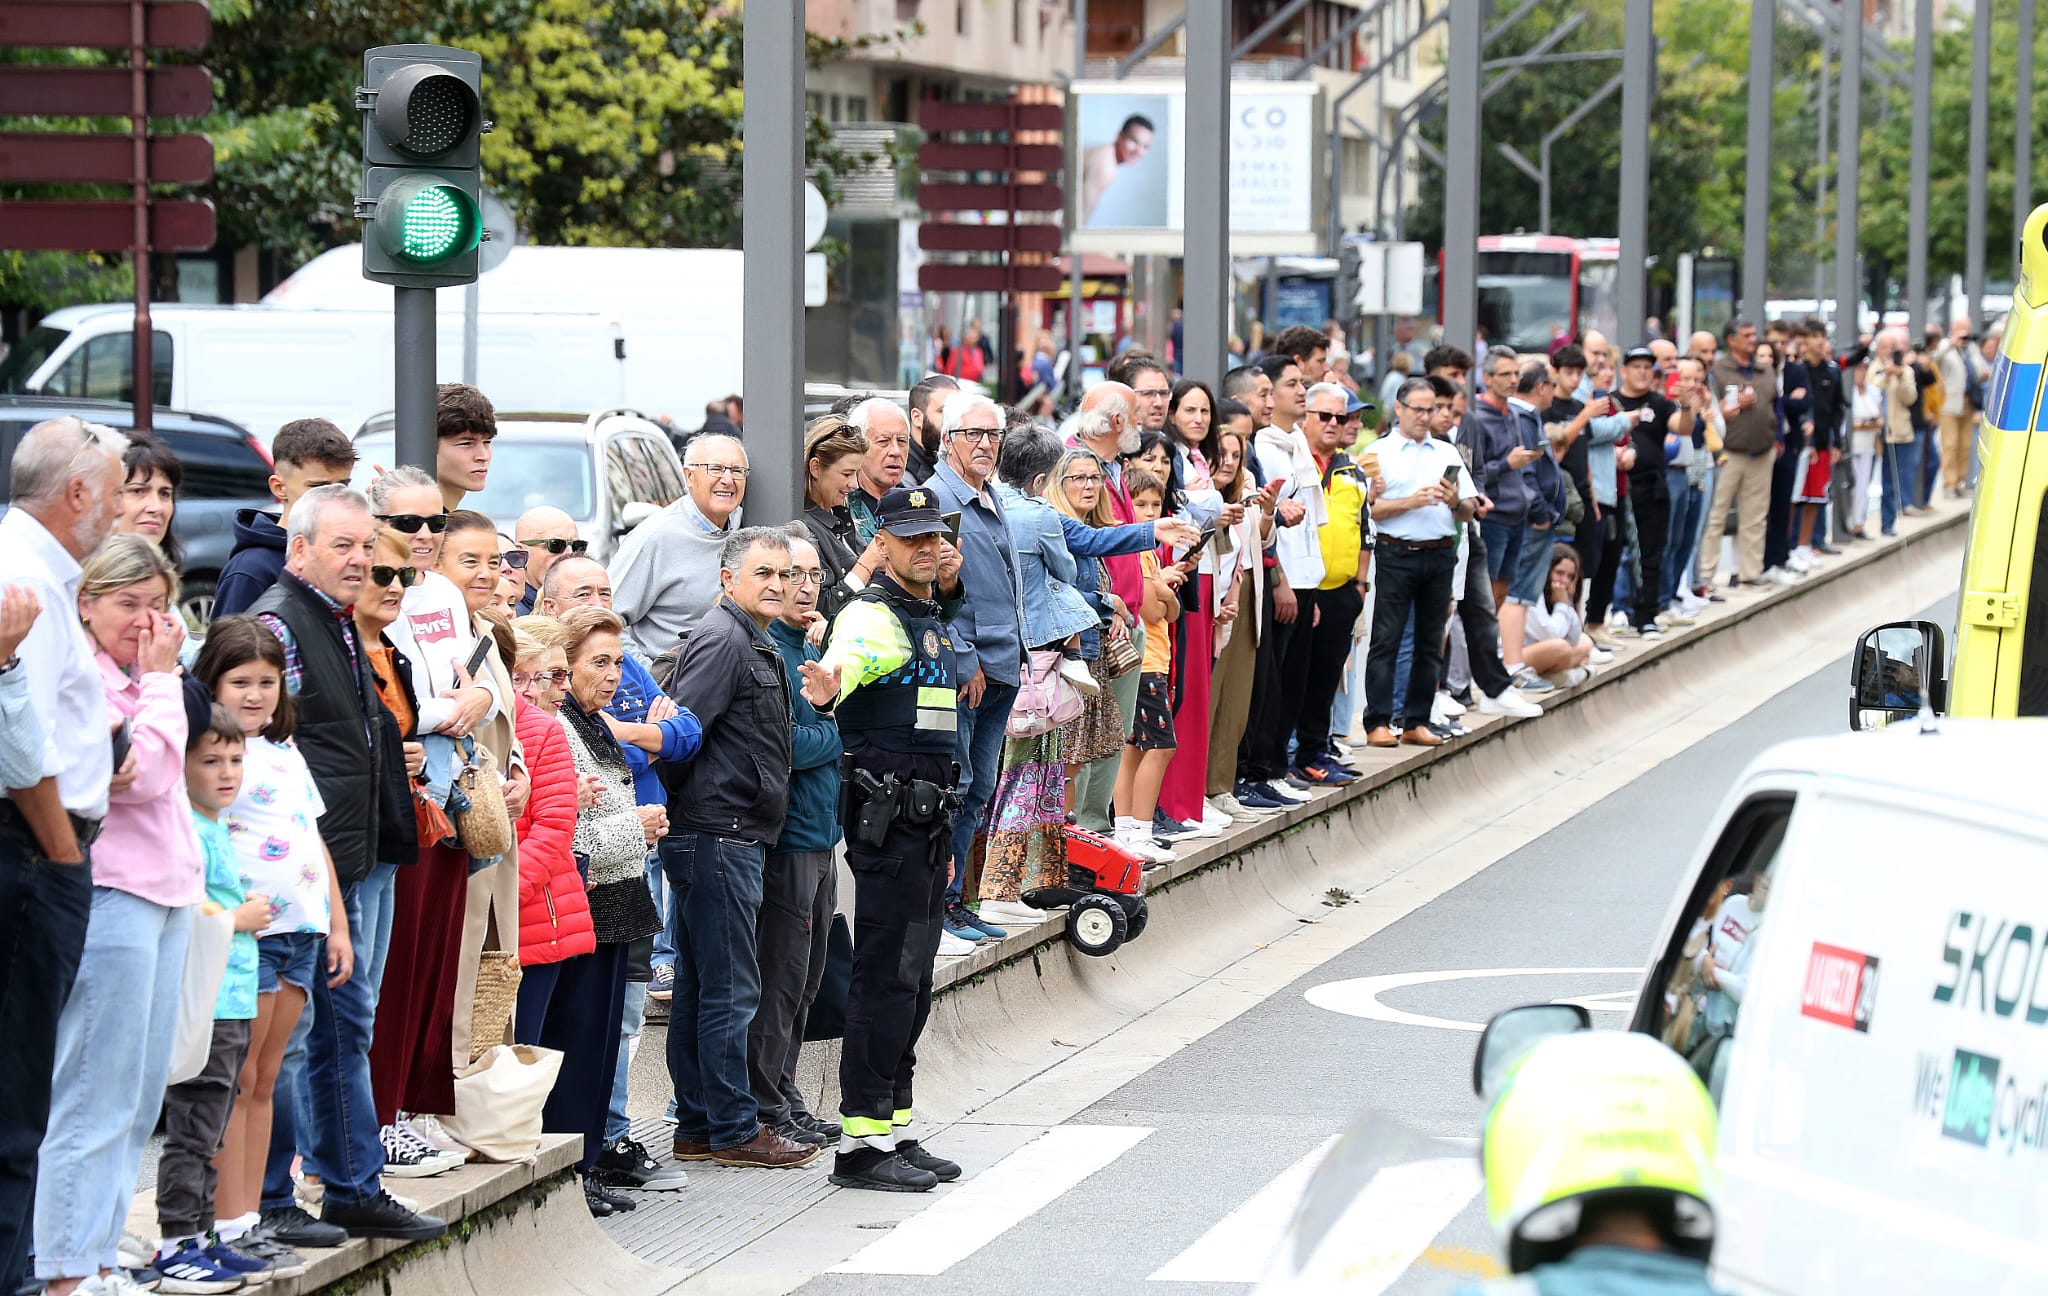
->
[507,622,594,995]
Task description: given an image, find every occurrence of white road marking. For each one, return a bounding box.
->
[827,1124,1154,1276]
[1147,1135,1341,1283]
[1261,1157,1483,1295]
[1303,967,1644,1032]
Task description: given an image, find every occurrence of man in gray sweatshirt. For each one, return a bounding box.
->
[612,434,748,658]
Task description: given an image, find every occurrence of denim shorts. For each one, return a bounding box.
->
[1482,517,1556,607]
[256,931,324,995]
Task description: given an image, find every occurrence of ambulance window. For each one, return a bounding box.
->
[1641,795,1792,1104]
[2018,493,2048,715]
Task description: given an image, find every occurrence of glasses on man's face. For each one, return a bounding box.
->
[789,568,824,588]
[1135,387,1171,401]
[1402,402,1436,415]
[521,536,589,556]
[498,548,530,571]
[513,668,570,688]
[955,428,1003,445]
[376,512,448,534]
[690,463,751,479]
[368,565,419,589]
[1305,410,1342,423]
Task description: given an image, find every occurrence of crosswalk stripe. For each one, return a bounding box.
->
[1146,1136,1341,1283]
[1270,1157,1483,1295]
[827,1124,1155,1276]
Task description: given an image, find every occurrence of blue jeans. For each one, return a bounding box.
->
[949,679,1019,904]
[264,864,397,1211]
[606,981,648,1146]
[661,831,765,1150]
[1389,605,1418,719]
[646,850,673,972]
[1662,468,1704,607]
[35,889,193,1278]
[1880,439,1920,534]
[1915,422,1940,507]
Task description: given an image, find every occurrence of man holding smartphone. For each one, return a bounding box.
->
[1362,378,1478,749]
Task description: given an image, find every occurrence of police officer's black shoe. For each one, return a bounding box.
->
[830,1150,938,1193]
[895,1140,961,1183]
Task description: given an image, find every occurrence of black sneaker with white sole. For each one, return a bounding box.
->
[250,1206,344,1251]
[830,1149,937,1193]
[591,1137,689,1190]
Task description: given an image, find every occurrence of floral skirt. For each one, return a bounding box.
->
[974,729,1069,903]
[1058,654,1126,765]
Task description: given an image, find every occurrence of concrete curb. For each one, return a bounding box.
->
[902,506,1968,1121]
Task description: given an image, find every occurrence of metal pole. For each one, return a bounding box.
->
[2017,0,2035,275]
[394,288,437,472]
[1967,0,1990,333]
[1814,41,1828,307]
[1617,0,1653,344]
[1069,0,1086,397]
[1185,0,1229,381]
[743,0,804,525]
[1539,67,1626,238]
[1834,0,1861,351]
[1742,1,1775,322]
[1443,0,1480,354]
[1908,0,1931,337]
[462,281,479,385]
[129,0,152,433]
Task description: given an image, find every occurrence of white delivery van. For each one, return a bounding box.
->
[1262,720,2048,1295]
[0,301,624,445]
[264,244,745,428]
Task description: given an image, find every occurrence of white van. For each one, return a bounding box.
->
[1263,721,2048,1294]
[0,244,744,445]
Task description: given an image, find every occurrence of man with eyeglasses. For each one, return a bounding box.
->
[921,391,1026,946]
[612,434,749,658]
[658,527,811,1170]
[1364,378,1480,749]
[511,506,584,616]
[1113,353,1174,435]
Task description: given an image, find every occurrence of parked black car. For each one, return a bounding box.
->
[0,397,274,622]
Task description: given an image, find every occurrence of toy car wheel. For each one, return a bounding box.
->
[1124,897,1149,941]
[1066,894,1127,956]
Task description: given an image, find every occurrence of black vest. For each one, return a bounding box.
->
[833,583,958,757]
[250,572,380,884]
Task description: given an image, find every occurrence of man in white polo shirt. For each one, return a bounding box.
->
[1364,378,1479,749]
[0,415,129,1285]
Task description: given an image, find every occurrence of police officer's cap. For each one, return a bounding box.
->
[877,487,948,538]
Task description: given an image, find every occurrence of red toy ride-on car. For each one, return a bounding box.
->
[1021,824,1152,957]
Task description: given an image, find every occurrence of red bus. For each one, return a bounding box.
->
[1434,235,1620,353]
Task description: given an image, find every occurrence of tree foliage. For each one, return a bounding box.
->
[1404,0,1831,297]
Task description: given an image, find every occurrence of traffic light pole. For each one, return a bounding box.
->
[394,286,437,472]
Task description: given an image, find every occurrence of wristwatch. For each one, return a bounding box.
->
[0,656,19,677]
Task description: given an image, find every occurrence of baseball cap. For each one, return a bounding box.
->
[876,486,948,537]
[1622,346,1657,365]
[1344,389,1374,416]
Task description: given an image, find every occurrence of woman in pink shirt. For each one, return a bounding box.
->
[34,535,200,1296]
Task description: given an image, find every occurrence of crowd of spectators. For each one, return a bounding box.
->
[0,310,1963,1291]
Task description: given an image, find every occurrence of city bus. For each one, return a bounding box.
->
[1431,235,1621,353]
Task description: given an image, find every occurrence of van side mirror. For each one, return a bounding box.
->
[1849,619,1947,730]
[1473,1003,1592,1099]
[617,500,656,534]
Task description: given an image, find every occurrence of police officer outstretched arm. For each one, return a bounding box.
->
[797,487,968,1194]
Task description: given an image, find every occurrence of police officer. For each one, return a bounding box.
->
[798,486,967,1192]
[1460,1031,1729,1296]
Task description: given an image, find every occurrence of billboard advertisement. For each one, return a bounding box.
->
[1069,80,1321,256]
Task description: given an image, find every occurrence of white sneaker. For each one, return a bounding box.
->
[1208,793,1268,822]
[1267,780,1313,803]
[1199,802,1234,830]
[1655,609,1697,627]
[1791,546,1817,570]
[1114,819,1176,863]
[405,1113,472,1166]
[1163,814,1221,840]
[382,1122,458,1177]
[977,900,1047,929]
[1545,667,1591,688]
[1057,654,1100,697]
[1433,689,1468,718]
[1764,566,1798,586]
[1477,687,1544,719]
[1587,646,1616,665]
[937,931,976,958]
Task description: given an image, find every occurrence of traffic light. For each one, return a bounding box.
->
[355,44,486,288]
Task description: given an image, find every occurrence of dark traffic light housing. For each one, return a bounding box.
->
[356,44,487,288]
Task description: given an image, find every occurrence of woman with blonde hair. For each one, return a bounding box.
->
[799,415,871,621]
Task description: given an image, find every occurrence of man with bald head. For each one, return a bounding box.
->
[0,416,132,1282]
[513,505,583,615]
[1574,330,1612,401]
[612,433,749,656]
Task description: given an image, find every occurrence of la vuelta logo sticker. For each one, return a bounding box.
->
[1801,941,1880,1032]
